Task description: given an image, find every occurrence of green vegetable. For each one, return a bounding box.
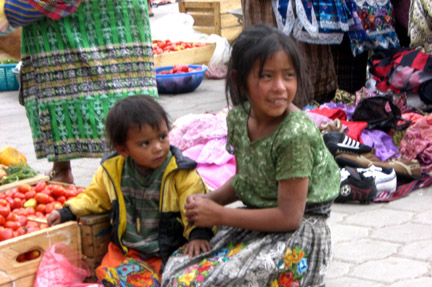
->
[0,164,37,185]
[0,59,18,64]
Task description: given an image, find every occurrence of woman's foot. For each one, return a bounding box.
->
[48,161,74,184]
[148,1,154,17]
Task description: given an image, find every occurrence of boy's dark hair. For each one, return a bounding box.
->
[225,24,312,110]
[105,95,170,147]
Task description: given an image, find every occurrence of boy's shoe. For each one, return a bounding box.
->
[323,131,372,156]
[357,165,397,193]
[336,166,378,204]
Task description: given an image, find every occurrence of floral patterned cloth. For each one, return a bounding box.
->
[162,216,331,287]
[409,0,432,54]
[98,258,161,287]
[349,0,400,56]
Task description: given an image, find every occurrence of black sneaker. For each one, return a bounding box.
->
[323,131,372,156]
[336,166,378,204]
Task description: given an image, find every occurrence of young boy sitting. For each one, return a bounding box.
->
[47,95,213,284]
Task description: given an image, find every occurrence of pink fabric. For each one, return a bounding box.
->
[169,110,228,151]
[399,114,432,168]
[183,144,235,190]
[305,111,334,128]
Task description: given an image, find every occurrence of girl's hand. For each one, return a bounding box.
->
[185,196,222,227]
[183,239,211,258]
[47,210,61,226]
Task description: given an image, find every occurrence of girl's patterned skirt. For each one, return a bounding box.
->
[161,215,332,287]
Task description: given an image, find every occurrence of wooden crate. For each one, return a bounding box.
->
[79,212,111,283]
[0,221,81,287]
[178,0,242,42]
[154,42,216,67]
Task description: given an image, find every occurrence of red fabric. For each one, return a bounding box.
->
[97,242,162,277]
[308,107,347,121]
[340,120,368,142]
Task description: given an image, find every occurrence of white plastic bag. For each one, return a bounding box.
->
[205,34,231,79]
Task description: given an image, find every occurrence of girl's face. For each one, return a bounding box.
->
[246,49,297,121]
[116,121,170,173]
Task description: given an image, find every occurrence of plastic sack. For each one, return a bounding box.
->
[34,243,90,287]
[205,34,231,79]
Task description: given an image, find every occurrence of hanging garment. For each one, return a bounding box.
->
[368,47,432,95]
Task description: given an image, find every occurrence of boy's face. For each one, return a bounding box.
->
[116,121,170,173]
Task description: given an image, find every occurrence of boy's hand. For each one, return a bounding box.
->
[183,239,211,258]
[47,210,61,226]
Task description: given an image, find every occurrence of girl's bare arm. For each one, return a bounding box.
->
[187,177,308,232]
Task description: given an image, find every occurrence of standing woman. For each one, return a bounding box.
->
[5,0,157,183]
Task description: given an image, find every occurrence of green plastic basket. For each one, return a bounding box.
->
[0,63,19,91]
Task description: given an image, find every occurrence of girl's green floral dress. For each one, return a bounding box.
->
[161,103,340,287]
[21,0,158,162]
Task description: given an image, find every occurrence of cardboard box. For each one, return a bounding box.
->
[154,42,216,67]
[0,221,81,287]
[178,0,242,42]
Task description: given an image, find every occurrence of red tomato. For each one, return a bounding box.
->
[39,223,48,229]
[12,208,26,216]
[16,253,27,263]
[40,189,52,196]
[24,190,36,200]
[45,203,55,214]
[35,211,45,218]
[64,189,78,198]
[24,207,36,216]
[25,250,41,260]
[35,204,46,214]
[0,215,5,226]
[26,226,40,234]
[56,196,66,204]
[35,193,54,204]
[0,205,10,218]
[11,198,23,210]
[16,227,26,236]
[0,227,13,241]
[50,184,65,198]
[13,192,25,200]
[6,212,16,222]
[17,184,32,194]
[0,193,5,199]
[34,181,47,193]
[0,199,9,207]
[15,215,28,227]
[5,188,16,198]
[5,221,20,231]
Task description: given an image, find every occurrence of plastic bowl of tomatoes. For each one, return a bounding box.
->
[155,64,207,94]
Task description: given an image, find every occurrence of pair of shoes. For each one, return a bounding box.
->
[335,151,421,180]
[337,166,377,204]
[357,165,397,193]
[323,131,372,156]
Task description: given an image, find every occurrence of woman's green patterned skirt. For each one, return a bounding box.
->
[20,0,158,161]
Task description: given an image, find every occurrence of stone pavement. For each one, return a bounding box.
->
[1,2,431,286]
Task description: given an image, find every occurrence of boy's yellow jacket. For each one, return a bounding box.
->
[59,146,214,264]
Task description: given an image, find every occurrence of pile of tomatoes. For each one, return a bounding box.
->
[0,181,83,242]
[152,40,210,55]
[157,64,202,75]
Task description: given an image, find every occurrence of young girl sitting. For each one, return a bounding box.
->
[161,25,340,287]
[47,95,213,285]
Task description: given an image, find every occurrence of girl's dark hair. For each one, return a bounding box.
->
[105,95,170,147]
[225,24,312,109]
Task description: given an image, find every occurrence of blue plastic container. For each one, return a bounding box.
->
[155,65,207,94]
[0,63,19,91]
